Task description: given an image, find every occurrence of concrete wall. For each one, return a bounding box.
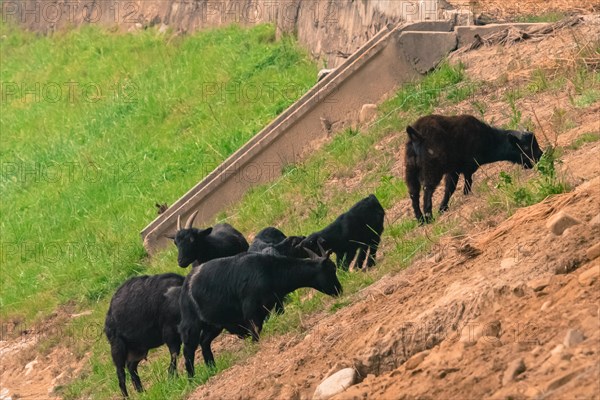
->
[2,0,448,67]
[141,20,458,253]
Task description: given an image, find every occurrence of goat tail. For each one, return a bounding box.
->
[104,312,117,341]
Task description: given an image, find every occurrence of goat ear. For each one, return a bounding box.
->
[165,234,176,240]
[198,227,213,237]
[406,125,422,142]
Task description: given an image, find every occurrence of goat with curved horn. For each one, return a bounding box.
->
[170,211,249,268]
[302,246,320,260]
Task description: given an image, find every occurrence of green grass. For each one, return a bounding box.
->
[489,147,570,213]
[62,344,239,399]
[0,23,317,321]
[514,12,568,23]
[567,132,600,150]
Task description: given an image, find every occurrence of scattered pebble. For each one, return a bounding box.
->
[501,258,517,269]
[541,300,553,311]
[546,211,581,235]
[563,329,586,348]
[502,358,526,386]
[588,214,600,226]
[405,350,429,370]
[313,368,357,400]
[578,265,599,286]
[528,277,550,292]
[359,104,378,124]
[585,243,600,260]
[546,369,582,391]
[24,359,38,376]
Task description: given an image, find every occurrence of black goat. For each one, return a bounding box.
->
[247,227,287,253]
[405,114,543,223]
[260,235,307,258]
[249,227,307,257]
[179,247,342,377]
[249,227,308,314]
[169,210,249,267]
[301,194,385,270]
[104,273,184,397]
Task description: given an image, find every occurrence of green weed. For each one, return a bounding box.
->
[567,132,600,150]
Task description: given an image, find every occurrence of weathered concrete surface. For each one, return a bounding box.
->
[402,20,456,32]
[141,22,457,253]
[397,31,458,73]
[455,23,549,47]
[3,0,447,67]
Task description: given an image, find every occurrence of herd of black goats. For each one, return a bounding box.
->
[104,114,543,396]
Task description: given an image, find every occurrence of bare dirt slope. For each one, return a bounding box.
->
[191,185,599,400]
[188,17,600,400]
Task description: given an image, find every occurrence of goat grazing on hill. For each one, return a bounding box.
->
[301,194,385,270]
[405,114,543,224]
[248,227,287,253]
[248,227,309,314]
[249,226,307,258]
[178,245,342,377]
[169,210,249,267]
[105,273,184,397]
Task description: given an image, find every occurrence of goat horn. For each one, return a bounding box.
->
[177,215,182,231]
[317,240,327,257]
[185,210,199,229]
[303,247,320,260]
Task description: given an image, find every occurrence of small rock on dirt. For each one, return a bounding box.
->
[318,68,334,81]
[541,300,552,311]
[313,368,357,400]
[588,214,600,226]
[586,243,600,260]
[460,320,501,345]
[405,350,429,370]
[502,358,526,386]
[546,369,582,392]
[24,358,38,376]
[528,277,550,292]
[550,344,565,356]
[359,104,377,124]
[500,258,516,269]
[578,265,599,286]
[530,346,543,357]
[554,258,582,275]
[158,24,169,34]
[563,329,586,348]
[546,211,581,235]
[1,388,11,400]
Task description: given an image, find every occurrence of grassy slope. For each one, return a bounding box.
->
[0,23,316,321]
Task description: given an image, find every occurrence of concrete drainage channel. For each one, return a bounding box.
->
[141,20,547,254]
